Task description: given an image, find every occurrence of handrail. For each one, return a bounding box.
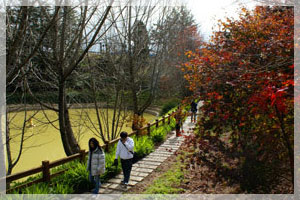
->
[3,110,178,192]
[4,166,43,183]
[48,152,85,169]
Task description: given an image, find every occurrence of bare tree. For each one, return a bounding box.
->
[106,5,174,130]
[7,2,115,157]
[6,6,60,86]
[70,5,143,142]
[5,6,61,175]
[75,48,130,143]
[6,85,41,175]
[27,3,114,156]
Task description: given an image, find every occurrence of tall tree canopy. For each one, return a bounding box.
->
[152,7,203,98]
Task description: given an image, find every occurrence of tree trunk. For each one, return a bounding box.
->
[275,106,294,185]
[58,80,80,156]
[127,5,140,131]
[6,117,13,176]
[64,104,80,154]
[127,6,138,116]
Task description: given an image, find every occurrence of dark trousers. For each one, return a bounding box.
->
[121,158,133,183]
[191,111,197,122]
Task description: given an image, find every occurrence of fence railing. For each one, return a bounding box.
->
[2,110,177,193]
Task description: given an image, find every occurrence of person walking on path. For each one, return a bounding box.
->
[87,138,105,194]
[175,106,184,137]
[190,100,198,123]
[114,131,134,187]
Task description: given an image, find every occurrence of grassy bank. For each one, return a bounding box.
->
[143,159,185,194]
[8,112,177,194]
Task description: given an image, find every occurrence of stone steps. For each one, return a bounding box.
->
[93,116,195,194]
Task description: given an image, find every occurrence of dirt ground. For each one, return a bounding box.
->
[128,128,293,194]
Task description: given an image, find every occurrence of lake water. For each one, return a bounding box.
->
[6,108,156,175]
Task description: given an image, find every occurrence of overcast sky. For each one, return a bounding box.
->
[186,0,259,41]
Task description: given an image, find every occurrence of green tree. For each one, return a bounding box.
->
[151,7,203,98]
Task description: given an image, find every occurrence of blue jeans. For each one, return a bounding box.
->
[89,172,101,194]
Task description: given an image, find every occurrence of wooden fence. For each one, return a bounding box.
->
[2,111,177,193]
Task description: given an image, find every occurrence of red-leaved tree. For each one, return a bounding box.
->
[183,6,294,190]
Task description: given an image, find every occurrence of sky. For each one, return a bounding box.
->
[186,0,259,41]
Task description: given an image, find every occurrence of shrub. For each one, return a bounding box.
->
[239,148,280,193]
[11,161,90,194]
[150,121,175,144]
[151,127,167,144]
[132,135,154,159]
[159,99,180,116]
[151,130,165,143]
[101,145,122,182]
[52,161,91,193]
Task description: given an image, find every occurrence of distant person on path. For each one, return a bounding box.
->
[114,131,134,187]
[87,138,105,194]
[190,100,198,123]
[175,106,183,137]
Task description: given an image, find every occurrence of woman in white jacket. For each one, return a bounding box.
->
[87,138,105,194]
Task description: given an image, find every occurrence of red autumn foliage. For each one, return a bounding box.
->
[183,6,294,192]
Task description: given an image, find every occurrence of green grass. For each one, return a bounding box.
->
[10,161,91,194]
[51,161,91,193]
[144,161,185,194]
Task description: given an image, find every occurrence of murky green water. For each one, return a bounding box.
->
[6,108,156,174]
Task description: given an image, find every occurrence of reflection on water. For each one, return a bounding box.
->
[6,108,156,174]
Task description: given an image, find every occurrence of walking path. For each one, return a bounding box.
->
[94,115,196,194]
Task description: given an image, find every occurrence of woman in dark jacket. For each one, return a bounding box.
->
[87,138,105,194]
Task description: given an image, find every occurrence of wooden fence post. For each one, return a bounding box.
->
[6,181,10,191]
[162,116,165,124]
[156,119,159,128]
[104,142,109,152]
[147,123,151,135]
[79,150,86,163]
[137,128,141,136]
[168,114,171,124]
[42,160,50,182]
